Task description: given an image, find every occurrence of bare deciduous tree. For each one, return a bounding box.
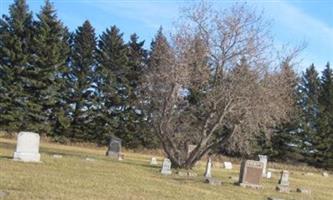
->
[142,2,299,169]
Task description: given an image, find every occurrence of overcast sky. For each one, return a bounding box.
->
[1,0,332,72]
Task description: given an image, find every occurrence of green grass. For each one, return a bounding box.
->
[0,138,332,200]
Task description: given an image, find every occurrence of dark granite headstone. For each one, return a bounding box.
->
[106,136,122,159]
[239,160,264,189]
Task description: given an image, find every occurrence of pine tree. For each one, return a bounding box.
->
[28,0,70,134]
[0,0,34,132]
[298,64,321,161]
[316,63,333,168]
[68,20,97,141]
[96,25,129,144]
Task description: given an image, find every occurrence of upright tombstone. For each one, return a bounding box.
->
[224,161,233,169]
[13,132,41,162]
[239,160,264,189]
[106,136,122,159]
[150,157,158,165]
[258,155,268,177]
[204,157,212,178]
[161,158,172,175]
[276,170,290,193]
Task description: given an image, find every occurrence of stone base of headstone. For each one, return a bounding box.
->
[276,185,290,193]
[205,178,222,186]
[13,152,41,162]
[239,183,262,189]
[296,188,311,194]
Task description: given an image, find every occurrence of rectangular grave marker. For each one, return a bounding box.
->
[106,136,122,159]
[224,161,232,169]
[13,132,41,162]
[161,158,172,175]
[239,160,264,189]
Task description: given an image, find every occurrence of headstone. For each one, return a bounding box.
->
[187,144,196,155]
[224,161,232,169]
[205,178,222,186]
[297,188,311,194]
[52,154,63,158]
[161,158,172,175]
[276,170,290,193]
[13,132,41,162]
[150,157,158,165]
[106,136,122,159]
[0,191,8,198]
[239,160,264,189]
[266,171,272,179]
[258,154,268,177]
[85,157,95,162]
[322,172,329,177]
[188,171,197,177]
[204,157,212,178]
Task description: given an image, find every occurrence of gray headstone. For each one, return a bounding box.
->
[224,161,232,169]
[276,170,290,193]
[161,158,172,175]
[150,157,158,165]
[258,154,268,177]
[13,132,41,162]
[239,160,264,189]
[106,136,122,159]
[204,157,212,178]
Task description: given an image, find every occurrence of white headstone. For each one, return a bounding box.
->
[161,158,172,175]
[266,171,272,179]
[204,157,212,178]
[150,157,158,165]
[258,155,268,177]
[13,132,41,162]
[224,161,233,169]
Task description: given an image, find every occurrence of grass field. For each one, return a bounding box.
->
[0,138,332,200]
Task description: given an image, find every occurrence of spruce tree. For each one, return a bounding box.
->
[298,64,321,161]
[0,0,34,132]
[316,63,333,168]
[96,25,129,144]
[29,0,70,134]
[68,20,97,141]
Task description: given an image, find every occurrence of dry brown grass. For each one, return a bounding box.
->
[0,138,332,200]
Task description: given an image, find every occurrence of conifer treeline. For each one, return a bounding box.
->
[0,0,158,147]
[0,0,332,168]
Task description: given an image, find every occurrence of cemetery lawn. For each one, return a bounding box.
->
[1,138,332,200]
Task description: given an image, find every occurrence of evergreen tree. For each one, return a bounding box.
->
[96,25,129,144]
[316,63,333,168]
[68,20,97,141]
[298,64,321,160]
[29,0,70,134]
[0,0,34,132]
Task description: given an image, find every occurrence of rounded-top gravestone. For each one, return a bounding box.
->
[13,132,41,162]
